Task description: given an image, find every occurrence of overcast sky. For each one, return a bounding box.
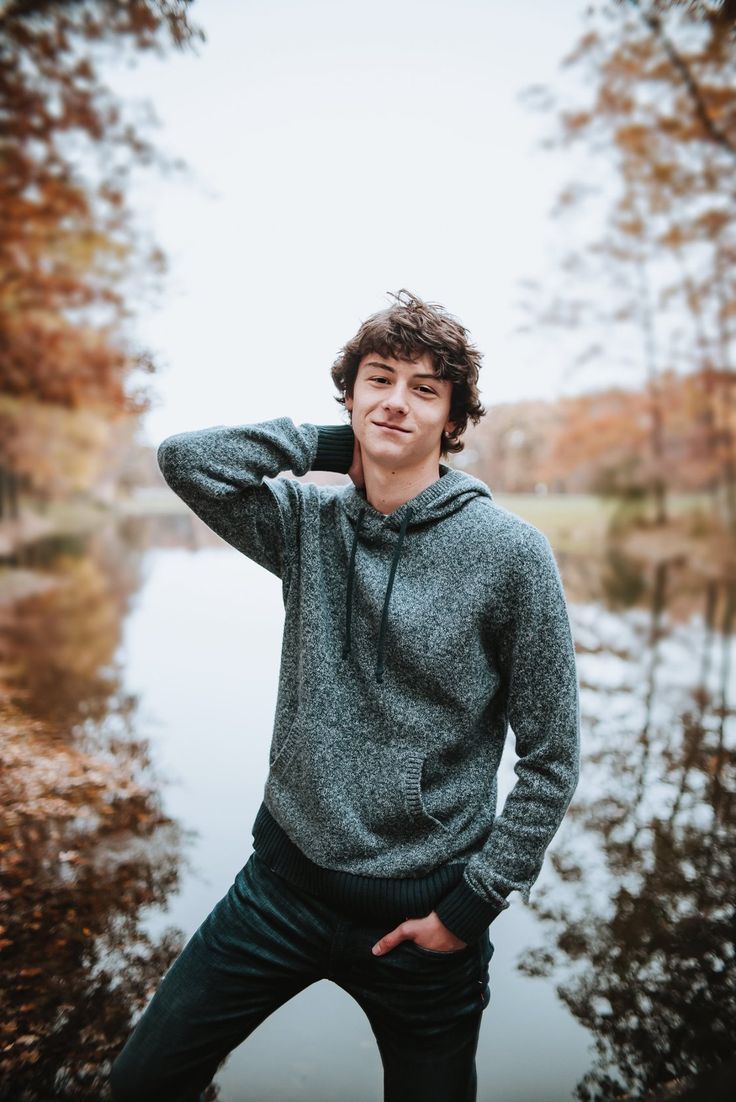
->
[101,0,609,446]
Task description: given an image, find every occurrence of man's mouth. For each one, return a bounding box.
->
[372,421,411,434]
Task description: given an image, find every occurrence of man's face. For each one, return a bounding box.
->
[346,351,455,471]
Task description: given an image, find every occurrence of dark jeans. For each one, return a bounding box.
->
[109,850,494,1102]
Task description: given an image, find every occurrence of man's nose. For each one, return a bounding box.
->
[382,385,409,413]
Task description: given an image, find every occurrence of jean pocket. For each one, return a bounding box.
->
[402,939,474,960]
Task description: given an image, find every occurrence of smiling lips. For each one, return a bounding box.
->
[373,421,410,434]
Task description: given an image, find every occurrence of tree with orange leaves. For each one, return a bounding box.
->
[517,0,736,528]
[0,1,205,515]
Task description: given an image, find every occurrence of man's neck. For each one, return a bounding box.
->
[362,456,443,516]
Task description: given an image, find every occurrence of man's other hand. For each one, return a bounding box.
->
[371,911,467,955]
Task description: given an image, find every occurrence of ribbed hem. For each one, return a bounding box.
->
[313,424,355,473]
[433,874,507,944]
[251,800,482,933]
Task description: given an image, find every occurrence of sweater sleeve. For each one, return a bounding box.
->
[434,525,581,944]
[156,418,354,578]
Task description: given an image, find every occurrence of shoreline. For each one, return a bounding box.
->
[0,489,734,610]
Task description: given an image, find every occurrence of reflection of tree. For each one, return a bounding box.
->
[520,556,736,1101]
[0,529,194,1100]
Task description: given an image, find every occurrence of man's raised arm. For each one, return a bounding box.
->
[157,418,354,577]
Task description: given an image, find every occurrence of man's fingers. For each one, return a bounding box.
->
[372,931,395,954]
[372,915,469,955]
[372,922,412,955]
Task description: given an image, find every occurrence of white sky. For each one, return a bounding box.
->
[100,0,612,446]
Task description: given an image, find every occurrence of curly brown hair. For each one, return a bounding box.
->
[330,288,486,458]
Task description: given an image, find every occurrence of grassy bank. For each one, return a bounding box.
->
[0,489,733,609]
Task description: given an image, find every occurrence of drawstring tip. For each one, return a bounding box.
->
[375,666,384,683]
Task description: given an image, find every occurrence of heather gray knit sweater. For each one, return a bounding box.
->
[157,417,581,943]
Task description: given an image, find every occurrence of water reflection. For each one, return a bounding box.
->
[522,550,736,1101]
[0,517,734,1101]
[0,522,193,1101]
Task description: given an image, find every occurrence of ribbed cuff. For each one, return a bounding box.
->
[312,424,355,473]
[433,874,507,944]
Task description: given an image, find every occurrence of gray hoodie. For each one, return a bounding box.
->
[157,416,581,942]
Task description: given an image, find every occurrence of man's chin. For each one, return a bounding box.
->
[361,446,416,472]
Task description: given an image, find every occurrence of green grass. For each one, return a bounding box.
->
[492,492,616,552]
[493,491,721,554]
[6,488,725,561]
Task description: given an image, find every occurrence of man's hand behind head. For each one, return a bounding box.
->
[347,432,364,489]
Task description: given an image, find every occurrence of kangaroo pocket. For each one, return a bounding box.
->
[265,729,454,864]
[401,748,452,836]
[268,712,304,776]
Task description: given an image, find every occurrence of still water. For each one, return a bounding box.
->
[0,510,733,1101]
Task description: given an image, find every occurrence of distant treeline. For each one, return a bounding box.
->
[467,368,735,505]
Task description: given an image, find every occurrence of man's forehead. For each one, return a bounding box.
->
[359,351,439,375]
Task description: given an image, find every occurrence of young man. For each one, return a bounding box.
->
[110,289,580,1102]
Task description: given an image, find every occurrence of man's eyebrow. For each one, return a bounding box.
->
[363,360,441,380]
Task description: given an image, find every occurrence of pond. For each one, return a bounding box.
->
[0,506,733,1101]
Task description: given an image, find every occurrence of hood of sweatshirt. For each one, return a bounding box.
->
[340,463,494,684]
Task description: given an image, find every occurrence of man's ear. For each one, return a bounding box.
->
[445,418,456,436]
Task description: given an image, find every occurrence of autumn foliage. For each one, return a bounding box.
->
[470,367,736,502]
[0,0,204,508]
[515,0,736,525]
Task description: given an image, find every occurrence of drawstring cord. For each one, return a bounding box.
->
[342,507,365,663]
[375,506,412,683]
[342,504,414,684]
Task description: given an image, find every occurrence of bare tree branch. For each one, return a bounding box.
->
[627,0,736,160]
